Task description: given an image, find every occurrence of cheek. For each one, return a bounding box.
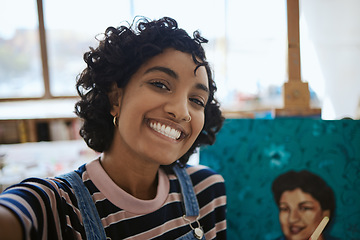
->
[192,114,205,136]
[279,213,288,226]
[303,212,323,226]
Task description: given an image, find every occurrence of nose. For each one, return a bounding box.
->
[288,209,301,223]
[164,94,190,122]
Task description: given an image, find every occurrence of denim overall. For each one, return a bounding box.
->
[60,163,205,240]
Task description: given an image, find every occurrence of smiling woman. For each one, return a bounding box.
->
[106,49,211,167]
[75,17,223,165]
[0,16,226,240]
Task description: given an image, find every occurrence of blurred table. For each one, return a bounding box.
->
[0,140,99,192]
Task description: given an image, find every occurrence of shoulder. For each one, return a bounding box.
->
[0,169,86,239]
[0,164,87,206]
[185,164,226,198]
[4,176,68,194]
[24,164,87,194]
[0,175,75,207]
[166,164,225,195]
[185,165,227,238]
[186,164,225,184]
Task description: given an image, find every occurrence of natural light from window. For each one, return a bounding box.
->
[0,0,44,98]
[1,0,359,119]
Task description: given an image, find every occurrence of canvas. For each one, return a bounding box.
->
[200,118,360,239]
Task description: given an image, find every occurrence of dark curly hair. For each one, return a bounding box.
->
[272,170,336,222]
[75,16,224,165]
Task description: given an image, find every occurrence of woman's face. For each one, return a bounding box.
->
[278,188,330,240]
[111,48,209,166]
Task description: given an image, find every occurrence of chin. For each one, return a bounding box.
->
[149,154,180,166]
[285,234,309,240]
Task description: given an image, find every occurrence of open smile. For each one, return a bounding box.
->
[289,225,306,234]
[149,120,183,140]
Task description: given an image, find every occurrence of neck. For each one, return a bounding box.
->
[100,153,160,200]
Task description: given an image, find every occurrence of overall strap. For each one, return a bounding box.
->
[59,171,107,240]
[172,163,200,217]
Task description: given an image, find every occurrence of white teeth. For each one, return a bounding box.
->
[165,126,171,134]
[170,128,177,136]
[150,122,181,140]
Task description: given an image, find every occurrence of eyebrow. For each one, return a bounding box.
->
[144,66,210,94]
[144,66,178,79]
[196,83,209,94]
[299,201,315,206]
[279,201,315,207]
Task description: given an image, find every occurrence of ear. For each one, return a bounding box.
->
[108,83,123,116]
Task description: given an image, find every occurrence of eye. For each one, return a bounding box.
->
[149,81,169,90]
[279,204,289,212]
[190,98,205,108]
[299,206,313,212]
[279,207,289,212]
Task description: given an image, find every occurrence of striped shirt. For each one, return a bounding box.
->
[0,159,226,239]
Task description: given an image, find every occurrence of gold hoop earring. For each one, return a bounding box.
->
[113,116,118,127]
[185,116,191,122]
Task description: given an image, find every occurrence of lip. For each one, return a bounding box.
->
[147,119,188,141]
[289,225,306,234]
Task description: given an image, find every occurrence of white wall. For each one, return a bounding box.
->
[301,0,360,119]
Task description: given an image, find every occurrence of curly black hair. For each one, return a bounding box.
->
[75,16,224,165]
[272,170,336,222]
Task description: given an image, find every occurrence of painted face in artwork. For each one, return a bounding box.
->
[278,188,330,240]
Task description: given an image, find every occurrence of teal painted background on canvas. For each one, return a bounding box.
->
[200,119,360,239]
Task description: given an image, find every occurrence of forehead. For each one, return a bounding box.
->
[280,188,318,204]
[137,48,209,85]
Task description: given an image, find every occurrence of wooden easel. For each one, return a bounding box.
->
[275,0,321,117]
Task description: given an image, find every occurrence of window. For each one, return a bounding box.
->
[1,0,360,119]
[130,0,288,110]
[0,0,43,98]
[43,0,132,96]
[224,0,287,109]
